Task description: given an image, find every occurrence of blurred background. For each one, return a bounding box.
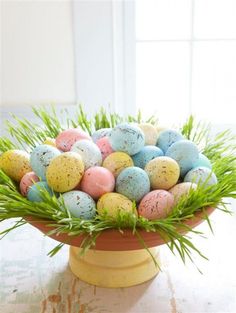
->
[1,0,236,130]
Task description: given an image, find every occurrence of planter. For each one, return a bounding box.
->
[26,207,215,287]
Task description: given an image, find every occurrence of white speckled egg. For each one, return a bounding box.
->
[156,129,183,153]
[184,166,218,187]
[138,123,158,145]
[138,190,174,220]
[27,181,54,202]
[165,140,199,177]
[0,150,32,182]
[71,139,102,170]
[61,191,96,219]
[109,123,145,155]
[116,167,150,202]
[97,192,135,219]
[169,182,198,206]
[192,153,212,170]
[132,146,164,169]
[46,152,84,192]
[92,128,112,143]
[30,145,61,180]
[145,156,180,190]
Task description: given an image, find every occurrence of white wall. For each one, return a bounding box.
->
[1,0,76,110]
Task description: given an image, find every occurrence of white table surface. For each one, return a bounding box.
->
[0,201,236,313]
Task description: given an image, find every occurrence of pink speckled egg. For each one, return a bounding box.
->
[96,137,114,160]
[56,129,91,152]
[20,171,40,196]
[80,166,115,200]
[138,190,174,220]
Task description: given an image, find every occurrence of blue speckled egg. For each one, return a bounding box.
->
[27,181,54,202]
[61,191,96,219]
[109,123,145,156]
[184,166,217,187]
[30,145,61,180]
[116,167,150,202]
[71,139,102,169]
[156,130,183,153]
[165,140,199,176]
[92,128,112,143]
[192,153,212,169]
[132,146,164,169]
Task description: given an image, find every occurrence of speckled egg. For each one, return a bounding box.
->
[71,139,102,170]
[109,123,145,155]
[56,129,91,152]
[92,128,112,143]
[138,123,158,145]
[156,129,183,153]
[27,181,54,202]
[30,145,61,180]
[184,166,218,187]
[132,146,164,169]
[61,191,96,219]
[116,167,150,202]
[138,190,174,220]
[192,153,212,170]
[46,152,84,192]
[145,156,180,190]
[43,137,56,147]
[97,192,134,219]
[103,152,134,178]
[165,140,199,177]
[20,171,40,196]
[169,182,198,206]
[96,137,114,160]
[80,166,115,199]
[0,150,32,182]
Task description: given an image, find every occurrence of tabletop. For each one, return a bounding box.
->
[0,201,236,313]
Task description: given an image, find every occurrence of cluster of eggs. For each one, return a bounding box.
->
[0,123,218,221]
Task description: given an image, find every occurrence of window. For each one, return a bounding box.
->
[135,0,236,125]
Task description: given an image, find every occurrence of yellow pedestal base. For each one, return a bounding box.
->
[69,246,160,288]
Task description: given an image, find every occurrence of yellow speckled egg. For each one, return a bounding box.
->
[169,182,197,206]
[43,137,56,147]
[145,156,180,190]
[138,123,158,145]
[0,150,32,182]
[46,152,84,192]
[97,192,135,218]
[102,152,134,178]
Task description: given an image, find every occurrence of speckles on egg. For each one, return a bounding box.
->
[165,140,199,177]
[103,152,134,178]
[145,156,180,190]
[71,139,102,169]
[109,123,145,155]
[30,145,61,180]
[156,129,183,153]
[92,128,112,143]
[116,167,150,202]
[97,192,135,219]
[46,152,84,192]
[56,129,91,152]
[96,137,114,160]
[0,150,32,182]
[132,146,164,169]
[138,123,158,145]
[61,191,96,219]
[20,171,40,196]
[184,166,218,187]
[138,190,174,220]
